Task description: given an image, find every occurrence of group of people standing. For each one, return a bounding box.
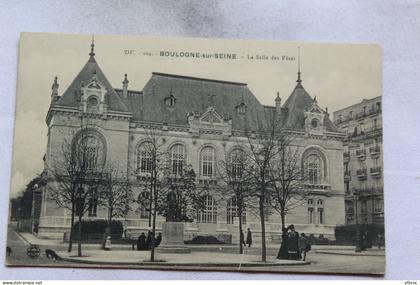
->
[135,231,162,251]
[277,224,311,261]
[240,228,253,248]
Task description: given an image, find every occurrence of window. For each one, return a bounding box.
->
[88,188,98,217]
[80,136,101,171]
[307,199,314,224]
[318,208,324,224]
[138,192,151,219]
[311,119,318,128]
[200,146,215,177]
[197,195,217,223]
[374,198,383,213]
[170,144,186,176]
[87,96,99,113]
[236,102,247,115]
[164,95,176,107]
[137,142,153,174]
[306,154,322,185]
[373,119,377,130]
[226,196,246,224]
[230,149,245,179]
[308,208,314,224]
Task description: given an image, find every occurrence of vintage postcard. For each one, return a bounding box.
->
[7,32,384,274]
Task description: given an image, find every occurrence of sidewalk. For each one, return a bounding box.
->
[315,249,385,256]
[57,249,310,267]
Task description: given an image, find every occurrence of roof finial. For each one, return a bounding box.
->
[297,46,302,84]
[89,35,95,57]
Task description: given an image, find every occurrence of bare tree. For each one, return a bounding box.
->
[216,147,254,254]
[137,128,203,261]
[268,133,308,230]
[98,163,133,248]
[243,111,283,262]
[46,117,106,256]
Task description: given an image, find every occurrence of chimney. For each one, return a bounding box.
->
[51,76,59,101]
[325,107,329,117]
[122,73,129,99]
[275,92,282,114]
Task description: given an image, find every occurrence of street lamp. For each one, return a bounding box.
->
[354,189,361,253]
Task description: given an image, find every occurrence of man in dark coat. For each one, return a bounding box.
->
[155,233,162,247]
[137,232,146,251]
[146,230,154,250]
[287,224,301,260]
[277,227,289,259]
[246,228,253,247]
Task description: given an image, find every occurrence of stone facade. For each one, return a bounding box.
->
[33,44,346,242]
[333,97,384,228]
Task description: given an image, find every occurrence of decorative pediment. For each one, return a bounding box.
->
[80,76,108,116]
[200,107,224,124]
[187,107,232,137]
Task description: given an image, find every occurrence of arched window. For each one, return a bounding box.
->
[226,196,246,224]
[303,149,326,185]
[78,135,103,171]
[170,144,186,176]
[87,96,99,113]
[137,142,153,174]
[137,191,151,219]
[200,146,215,177]
[230,149,245,179]
[197,195,217,223]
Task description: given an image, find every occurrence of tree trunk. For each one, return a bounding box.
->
[259,194,267,262]
[238,207,243,255]
[150,178,157,262]
[67,203,75,253]
[77,213,82,257]
[281,209,285,230]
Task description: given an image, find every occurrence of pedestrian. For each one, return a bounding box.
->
[240,230,246,248]
[104,236,111,251]
[137,232,146,251]
[155,233,162,247]
[246,228,252,247]
[287,224,301,260]
[146,230,154,250]
[277,227,289,259]
[376,233,384,249]
[299,233,310,261]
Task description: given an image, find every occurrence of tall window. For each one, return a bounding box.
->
[306,154,323,185]
[200,146,215,177]
[230,149,245,179]
[226,196,246,224]
[88,188,98,217]
[197,195,217,223]
[137,142,153,174]
[170,144,186,176]
[317,199,324,224]
[307,199,314,224]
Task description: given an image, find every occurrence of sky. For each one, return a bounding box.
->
[10,32,381,197]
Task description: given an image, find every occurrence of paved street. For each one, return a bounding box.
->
[6,225,385,275]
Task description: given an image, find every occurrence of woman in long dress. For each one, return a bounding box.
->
[277,227,289,259]
[287,225,301,260]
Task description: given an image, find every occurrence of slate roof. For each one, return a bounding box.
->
[53,51,337,133]
[124,72,269,131]
[282,82,337,132]
[55,56,130,113]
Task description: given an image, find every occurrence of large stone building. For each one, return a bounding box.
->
[333,97,384,229]
[33,43,346,242]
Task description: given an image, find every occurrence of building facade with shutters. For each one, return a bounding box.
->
[333,97,384,229]
[33,43,346,242]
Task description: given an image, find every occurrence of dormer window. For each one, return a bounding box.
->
[164,95,176,108]
[311,119,318,128]
[235,102,247,115]
[87,96,99,113]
